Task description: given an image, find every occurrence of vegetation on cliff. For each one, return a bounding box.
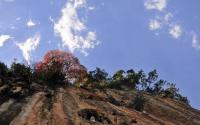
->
[0,50,189,107]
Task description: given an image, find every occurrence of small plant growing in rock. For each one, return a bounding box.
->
[129,93,145,112]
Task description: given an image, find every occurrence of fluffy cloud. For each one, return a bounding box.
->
[88,6,95,10]
[149,19,161,31]
[27,19,36,27]
[54,0,99,56]
[144,0,184,40]
[144,0,167,11]
[191,32,200,50]
[0,35,11,47]
[16,34,40,64]
[169,25,182,39]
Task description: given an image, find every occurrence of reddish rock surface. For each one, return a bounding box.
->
[0,87,199,125]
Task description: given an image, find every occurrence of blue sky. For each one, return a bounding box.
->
[0,0,200,109]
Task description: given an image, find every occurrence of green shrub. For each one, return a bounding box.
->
[85,68,109,88]
[177,95,190,105]
[10,62,33,83]
[0,61,8,77]
[163,83,179,99]
[129,93,145,112]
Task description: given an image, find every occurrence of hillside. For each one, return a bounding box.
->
[0,50,200,125]
[0,84,200,125]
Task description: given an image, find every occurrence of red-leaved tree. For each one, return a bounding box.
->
[34,50,87,84]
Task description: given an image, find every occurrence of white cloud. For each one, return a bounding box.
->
[149,19,161,31]
[191,32,200,50]
[54,0,99,56]
[144,0,167,11]
[169,25,182,39]
[16,34,40,64]
[0,35,11,47]
[49,16,55,23]
[88,6,95,10]
[74,0,86,8]
[144,0,183,40]
[144,0,200,51]
[27,19,36,27]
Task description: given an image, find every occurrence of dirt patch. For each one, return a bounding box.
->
[10,92,45,125]
[63,89,79,125]
[51,88,68,125]
[40,90,53,124]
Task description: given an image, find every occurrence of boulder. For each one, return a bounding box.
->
[15,82,27,87]
[9,81,26,87]
[10,86,30,98]
[78,109,112,124]
[30,82,43,91]
[12,86,22,94]
[0,85,9,93]
[90,116,96,122]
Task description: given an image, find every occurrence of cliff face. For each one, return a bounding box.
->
[0,85,200,125]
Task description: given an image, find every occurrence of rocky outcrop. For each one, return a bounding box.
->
[0,87,199,125]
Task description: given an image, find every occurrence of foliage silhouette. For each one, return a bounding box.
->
[0,50,189,105]
[34,50,87,85]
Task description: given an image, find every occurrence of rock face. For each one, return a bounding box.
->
[0,87,200,125]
